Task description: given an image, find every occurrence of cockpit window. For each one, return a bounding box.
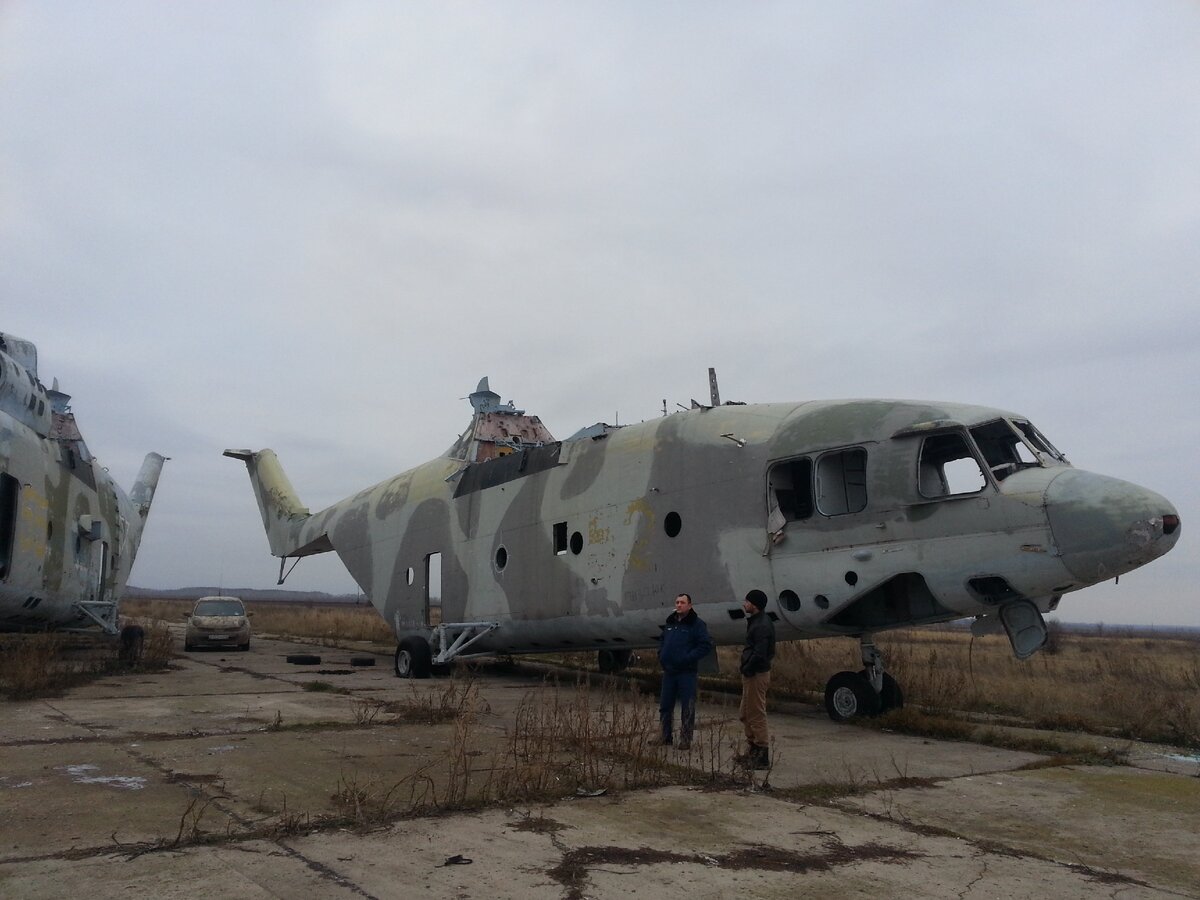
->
[1013,420,1066,462]
[968,419,1040,482]
[919,432,986,497]
[816,448,868,515]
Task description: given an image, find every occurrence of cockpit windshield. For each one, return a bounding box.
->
[969,419,1065,482]
[1012,420,1066,462]
[908,416,1069,500]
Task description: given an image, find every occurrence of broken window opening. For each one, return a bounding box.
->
[970,420,1039,481]
[1013,420,1066,462]
[918,432,986,498]
[553,522,568,555]
[767,457,814,526]
[816,448,868,516]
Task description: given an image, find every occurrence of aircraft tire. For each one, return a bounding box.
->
[118,625,145,665]
[876,671,904,713]
[395,637,432,679]
[825,670,881,722]
[597,649,633,673]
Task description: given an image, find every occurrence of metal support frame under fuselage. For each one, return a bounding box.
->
[69,600,119,635]
[431,621,500,665]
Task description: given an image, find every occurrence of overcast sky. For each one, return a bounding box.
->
[1,2,1195,626]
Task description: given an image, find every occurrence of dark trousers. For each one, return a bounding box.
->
[659,670,697,742]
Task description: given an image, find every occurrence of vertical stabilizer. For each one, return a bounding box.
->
[223,449,320,558]
[130,452,166,518]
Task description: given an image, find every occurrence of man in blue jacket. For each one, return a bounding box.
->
[655,593,714,750]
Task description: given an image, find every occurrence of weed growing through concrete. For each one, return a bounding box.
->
[302,680,349,694]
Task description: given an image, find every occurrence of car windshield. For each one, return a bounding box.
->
[194,599,244,616]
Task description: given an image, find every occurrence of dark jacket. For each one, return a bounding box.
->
[740,610,776,676]
[658,609,714,674]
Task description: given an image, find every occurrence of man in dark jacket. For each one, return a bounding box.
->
[738,591,776,769]
[655,593,713,750]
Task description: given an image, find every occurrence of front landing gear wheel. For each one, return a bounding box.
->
[825,670,881,722]
[394,637,432,679]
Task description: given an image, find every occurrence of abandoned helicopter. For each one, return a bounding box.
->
[0,332,165,655]
[227,376,1179,721]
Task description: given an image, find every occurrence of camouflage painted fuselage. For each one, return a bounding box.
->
[0,332,163,632]
[229,384,1179,655]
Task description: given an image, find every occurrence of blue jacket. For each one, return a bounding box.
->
[658,609,714,674]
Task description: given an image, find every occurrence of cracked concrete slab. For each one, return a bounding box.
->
[1,632,1196,898]
[841,764,1200,895]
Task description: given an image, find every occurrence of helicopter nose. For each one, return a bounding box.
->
[1045,469,1180,585]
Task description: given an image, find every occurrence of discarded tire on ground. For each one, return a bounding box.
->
[349,657,376,667]
[285,654,321,665]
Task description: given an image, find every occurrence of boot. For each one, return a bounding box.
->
[751,744,770,770]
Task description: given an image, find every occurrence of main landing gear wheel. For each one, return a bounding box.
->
[118,625,145,665]
[825,670,881,722]
[394,636,432,679]
[597,649,633,674]
[874,671,904,713]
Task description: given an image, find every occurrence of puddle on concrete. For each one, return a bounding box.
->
[57,764,147,791]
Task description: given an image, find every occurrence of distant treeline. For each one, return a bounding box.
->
[124,585,368,604]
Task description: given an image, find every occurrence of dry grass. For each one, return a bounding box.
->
[547,627,1200,749]
[0,619,174,700]
[322,677,736,828]
[123,598,1200,748]
[0,634,78,698]
[122,598,394,645]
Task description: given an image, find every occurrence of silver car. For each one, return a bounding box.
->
[184,596,251,651]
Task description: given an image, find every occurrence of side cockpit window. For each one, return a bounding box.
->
[816,448,867,515]
[919,433,986,497]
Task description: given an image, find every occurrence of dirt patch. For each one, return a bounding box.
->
[508,813,569,835]
[547,838,921,899]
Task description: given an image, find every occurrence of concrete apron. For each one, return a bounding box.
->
[1,633,1197,899]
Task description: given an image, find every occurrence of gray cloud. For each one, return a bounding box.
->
[2,1,1195,624]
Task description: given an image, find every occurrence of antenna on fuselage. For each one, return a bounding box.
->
[709,368,721,407]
